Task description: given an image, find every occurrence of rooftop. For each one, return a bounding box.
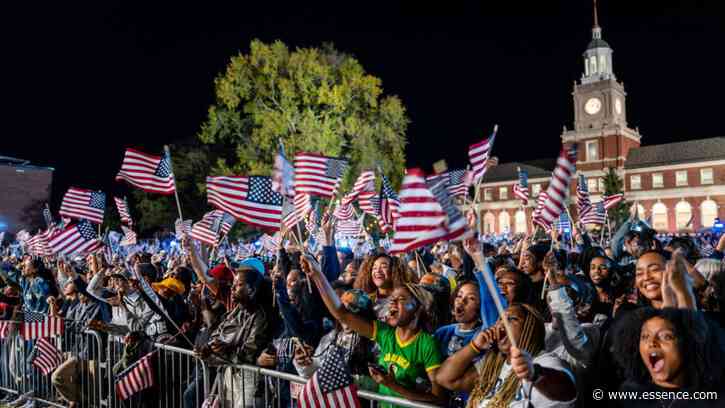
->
[0,155,54,170]
[625,137,725,169]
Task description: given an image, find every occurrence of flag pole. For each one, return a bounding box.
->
[164,145,184,221]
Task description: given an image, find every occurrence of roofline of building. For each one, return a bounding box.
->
[0,161,55,171]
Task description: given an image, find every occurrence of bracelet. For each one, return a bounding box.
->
[469,341,482,354]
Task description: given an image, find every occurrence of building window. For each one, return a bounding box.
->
[484,188,492,201]
[515,210,527,234]
[676,170,688,186]
[636,204,646,219]
[587,178,598,193]
[630,175,641,190]
[586,140,599,161]
[652,202,668,231]
[598,178,605,193]
[675,201,692,230]
[531,183,541,196]
[590,56,597,74]
[700,168,714,185]
[499,187,508,200]
[701,200,718,227]
[484,212,496,234]
[652,173,664,188]
[498,211,511,234]
[599,55,607,73]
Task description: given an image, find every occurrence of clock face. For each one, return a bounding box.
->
[584,97,602,115]
[615,98,622,115]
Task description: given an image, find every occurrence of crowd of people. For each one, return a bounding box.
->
[1,208,724,408]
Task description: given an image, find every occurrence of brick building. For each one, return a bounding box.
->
[0,156,54,234]
[473,5,725,234]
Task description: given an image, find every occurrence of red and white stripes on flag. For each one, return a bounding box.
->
[175,219,192,237]
[468,125,498,183]
[114,197,133,226]
[27,226,57,257]
[115,148,175,195]
[576,174,592,219]
[207,176,283,230]
[22,311,64,340]
[351,170,375,196]
[378,174,400,233]
[336,214,364,238]
[190,210,227,246]
[333,200,354,221]
[48,220,103,257]
[603,193,624,210]
[283,194,312,230]
[390,169,467,254]
[115,353,156,400]
[532,192,552,231]
[294,152,348,198]
[538,145,578,224]
[259,233,281,253]
[59,187,106,224]
[31,337,62,376]
[298,345,360,408]
[120,225,138,246]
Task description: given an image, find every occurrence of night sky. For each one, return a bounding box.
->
[3,1,724,205]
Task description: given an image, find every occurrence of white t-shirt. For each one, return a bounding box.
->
[473,352,576,408]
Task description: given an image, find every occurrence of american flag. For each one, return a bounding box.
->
[22,311,64,340]
[59,187,106,225]
[576,174,592,219]
[426,173,470,239]
[298,345,360,408]
[532,192,552,231]
[554,213,572,232]
[603,193,625,210]
[305,201,321,237]
[27,226,57,257]
[48,220,103,257]
[445,169,469,198]
[120,225,137,246]
[351,170,376,196]
[333,200,354,221]
[357,192,379,217]
[283,193,312,230]
[272,142,295,197]
[191,210,228,246]
[259,233,281,253]
[468,125,498,183]
[207,175,283,230]
[513,168,529,205]
[114,197,133,226]
[378,174,400,233]
[174,219,192,237]
[31,337,62,376]
[581,201,607,225]
[115,352,156,400]
[539,144,578,224]
[294,152,348,198]
[336,214,364,238]
[116,148,176,195]
[390,169,467,254]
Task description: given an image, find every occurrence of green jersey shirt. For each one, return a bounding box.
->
[372,320,442,407]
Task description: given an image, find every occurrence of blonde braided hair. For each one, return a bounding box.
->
[467,304,545,408]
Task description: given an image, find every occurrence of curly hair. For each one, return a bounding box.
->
[353,254,414,294]
[611,307,723,391]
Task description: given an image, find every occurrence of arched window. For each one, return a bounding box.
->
[484,212,496,234]
[590,56,597,74]
[701,200,718,228]
[599,55,607,73]
[652,202,668,231]
[675,201,692,230]
[498,211,511,234]
[515,210,528,234]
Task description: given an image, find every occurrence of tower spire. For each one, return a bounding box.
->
[592,0,602,39]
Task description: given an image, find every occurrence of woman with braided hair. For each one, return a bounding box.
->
[436,303,577,407]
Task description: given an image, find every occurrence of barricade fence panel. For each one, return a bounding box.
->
[0,320,441,408]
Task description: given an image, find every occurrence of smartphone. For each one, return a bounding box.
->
[367,362,386,373]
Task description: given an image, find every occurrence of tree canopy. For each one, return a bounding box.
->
[198,40,409,188]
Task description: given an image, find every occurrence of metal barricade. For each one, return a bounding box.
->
[153,342,210,408]
[212,363,442,408]
[0,319,105,408]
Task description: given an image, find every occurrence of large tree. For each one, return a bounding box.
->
[197,40,409,188]
[603,167,631,228]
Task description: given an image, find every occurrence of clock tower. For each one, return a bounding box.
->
[561,0,641,173]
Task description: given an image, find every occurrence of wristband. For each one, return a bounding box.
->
[469,341,482,354]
